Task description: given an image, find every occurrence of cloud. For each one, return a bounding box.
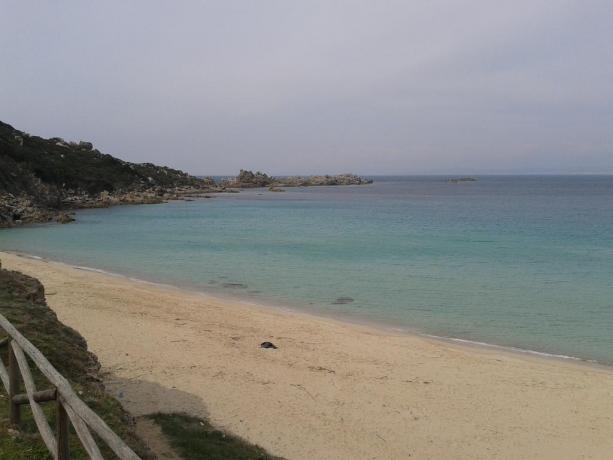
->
[1,0,612,174]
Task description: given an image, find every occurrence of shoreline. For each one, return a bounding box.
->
[1,250,607,372]
[3,250,613,458]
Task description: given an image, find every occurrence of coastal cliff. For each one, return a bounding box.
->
[223,169,372,188]
[0,121,219,227]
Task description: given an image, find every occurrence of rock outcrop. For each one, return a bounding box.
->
[276,174,372,186]
[224,170,372,188]
[233,169,274,188]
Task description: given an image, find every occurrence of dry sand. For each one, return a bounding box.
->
[2,251,613,460]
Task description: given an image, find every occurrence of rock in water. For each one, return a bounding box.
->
[332,297,354,305]
[56,212,75,224]
[260,341,278,349]
[222,282,247,289]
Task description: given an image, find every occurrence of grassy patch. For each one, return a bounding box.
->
[149,413,283,460]
[0,266,151,459]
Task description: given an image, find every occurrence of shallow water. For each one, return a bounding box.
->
[2,176,613,364]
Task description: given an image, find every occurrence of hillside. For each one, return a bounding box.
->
[0,264,151,458]
[0,121,217,227]
[0,120,373,227]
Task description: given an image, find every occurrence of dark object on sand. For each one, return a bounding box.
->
[260,341,278,349]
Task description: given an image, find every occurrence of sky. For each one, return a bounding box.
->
[1,1,613,175]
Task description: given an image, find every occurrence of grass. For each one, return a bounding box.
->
[0,266,151,459]
[149,413,283,460]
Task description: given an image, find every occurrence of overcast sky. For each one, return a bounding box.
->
[2,1,612,175]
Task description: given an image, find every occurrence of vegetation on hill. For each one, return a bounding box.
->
[0,121,209,196]
[1,119,372,227]
[0,121,217,227]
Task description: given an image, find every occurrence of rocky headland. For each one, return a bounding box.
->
[1,121,372,228]
[223,169,372,189]
[0,121,220,227]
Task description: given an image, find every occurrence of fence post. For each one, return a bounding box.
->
[8,339,21,425]
[57,398,70,460]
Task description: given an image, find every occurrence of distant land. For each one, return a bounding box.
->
[222,169,372,189]
[0,121,371,227]
[447,177,478,183]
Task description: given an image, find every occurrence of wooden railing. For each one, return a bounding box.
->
[0,313,140,459]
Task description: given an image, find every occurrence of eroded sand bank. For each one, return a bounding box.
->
[2,251,613,460]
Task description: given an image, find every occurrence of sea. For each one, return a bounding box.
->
[1,176,612,364]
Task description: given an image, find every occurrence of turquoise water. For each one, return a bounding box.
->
[1,176,613,364]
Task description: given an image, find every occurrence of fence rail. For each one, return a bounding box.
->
[0,313,140,459]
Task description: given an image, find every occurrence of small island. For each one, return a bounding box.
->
[447,177,478,183]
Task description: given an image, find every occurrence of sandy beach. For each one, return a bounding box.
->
[2,251,613,459]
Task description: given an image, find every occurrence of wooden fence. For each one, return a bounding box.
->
[0,313,140,459]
